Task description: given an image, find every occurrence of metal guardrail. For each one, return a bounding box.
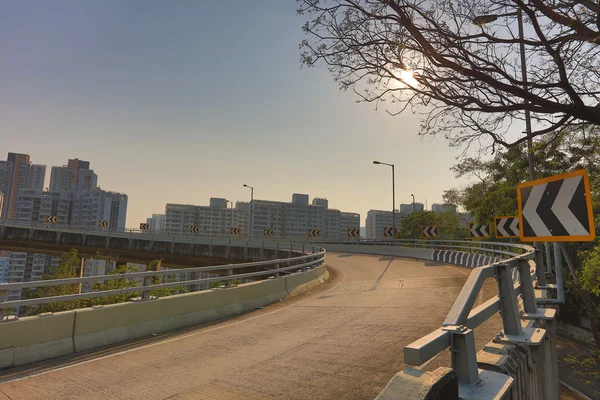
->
[0,246,326,314]
[395,240,555,387]
[1,220,557,388]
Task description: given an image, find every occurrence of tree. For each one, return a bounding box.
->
[398,210,468,239]
[23,251,187,314]
[22,249,85,315]
[298,0,600,152]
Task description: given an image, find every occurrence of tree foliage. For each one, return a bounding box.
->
[398,210,468,239]
[23,251,187,315]
[298,0,600,152]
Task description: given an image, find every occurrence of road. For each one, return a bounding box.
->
[0,253,503,400]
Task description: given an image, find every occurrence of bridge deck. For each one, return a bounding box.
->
[0,253,502,400]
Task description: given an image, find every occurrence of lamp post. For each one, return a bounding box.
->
[411,194,415,213]
[226,200,234,235]
[474,11,547,283]
[373,161,396,237]
[243,184,254,240]
[473,10,535,181]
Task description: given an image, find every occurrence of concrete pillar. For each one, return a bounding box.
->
[375,367,458,400]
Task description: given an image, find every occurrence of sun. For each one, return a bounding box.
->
[399,69,419,87]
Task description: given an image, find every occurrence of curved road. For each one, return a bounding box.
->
[0,253,503,400]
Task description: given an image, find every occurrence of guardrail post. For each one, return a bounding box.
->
[496,263,523,336]
[302,244,305,254]
[444,326,480,384]
[312,246,315,254]
[517,258,538,314]
[535,248,547,286]
[141,275,153,300]
[225,268,233,287]
[273,262,280,278]
[544,242,552,275]
[189,271,200,292]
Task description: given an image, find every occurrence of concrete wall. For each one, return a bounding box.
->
[0,265,328,369]
[322,243,434,260]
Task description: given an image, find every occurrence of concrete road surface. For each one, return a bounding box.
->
[0,253,503,400]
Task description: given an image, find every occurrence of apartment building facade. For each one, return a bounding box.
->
[164,194,360,240]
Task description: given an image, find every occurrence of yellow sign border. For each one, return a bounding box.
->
[468,222,491,239]
[517,169,595,242]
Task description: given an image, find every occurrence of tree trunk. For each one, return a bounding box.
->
[561,245,600,349]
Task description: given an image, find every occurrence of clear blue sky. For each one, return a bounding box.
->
[2,1,482,226]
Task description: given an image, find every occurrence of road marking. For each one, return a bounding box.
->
[444,265,470,276]
[0,266,348,385]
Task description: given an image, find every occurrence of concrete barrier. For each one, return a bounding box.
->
[375,367,458,400]
[322,244,434,260]
[0,264,328,368]
[0,311,75,369]
[285,266,329,298]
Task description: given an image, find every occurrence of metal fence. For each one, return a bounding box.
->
[0,247,326,316]
[398,240,552,386]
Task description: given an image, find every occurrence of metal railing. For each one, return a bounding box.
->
[0,246,326,315]
[398,240,555,387]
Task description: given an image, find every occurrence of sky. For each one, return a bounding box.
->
[1,1,487,227]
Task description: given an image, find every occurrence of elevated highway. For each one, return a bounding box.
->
[0,253,502,400]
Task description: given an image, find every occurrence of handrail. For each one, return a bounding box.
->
[0,245,326,311]
[1,220,551,388]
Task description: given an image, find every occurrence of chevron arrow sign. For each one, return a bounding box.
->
[98,220,109,228]
[264,228,275,236]
[469,223,490,239]
[383,226,396,238]
[494,216,519,239]
[421,225,439,238]
[308,229,321,237]
[45,215,57,224]
[517,169,595,242]
[140,223,150,230]
[230,227,240,235]
[347,228,360,238]
[189,225,200,233]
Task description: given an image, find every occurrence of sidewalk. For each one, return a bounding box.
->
[557,335,600,400]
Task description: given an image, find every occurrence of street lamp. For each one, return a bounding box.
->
[226,200,234,235]
[243,184,254,240]
[411,194,415,213]
[373,161,396,237]
[472,11,535,181]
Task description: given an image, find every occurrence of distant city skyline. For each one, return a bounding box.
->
[1,1,486,228]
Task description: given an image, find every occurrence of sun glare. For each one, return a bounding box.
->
[400,69,419,87]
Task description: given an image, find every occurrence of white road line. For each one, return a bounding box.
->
[0,267,348,385]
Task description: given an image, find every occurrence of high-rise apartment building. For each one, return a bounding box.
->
[366,209,397,240]
[146,214,166,232]
[165,194,359,240]
[50,158,97,193]
[74,190,128,230]
[14,189,71,224]
[431,203,457,214]
[165,198,248,236]
[399,203,425,217]
[1,153,46,220]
